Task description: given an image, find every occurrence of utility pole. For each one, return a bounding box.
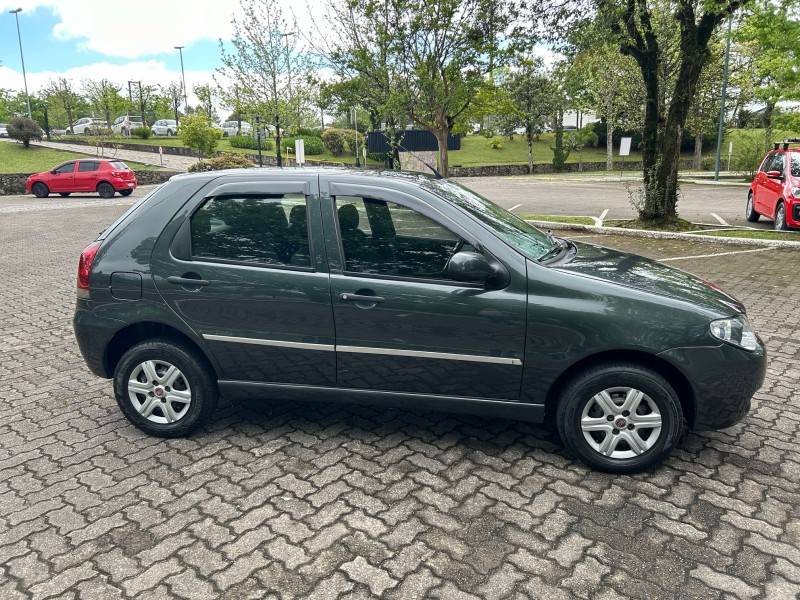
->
[714,15,733,181]
[352,107,360,168]
[174,46,189,114]
[254,115,263,167]
[9,8,31,118]
[275,114,283,167]
[136,81,146,126]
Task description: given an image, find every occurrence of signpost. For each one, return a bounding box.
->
[158,146,163,167]
[295,139,305,167]
[619,137,632,180]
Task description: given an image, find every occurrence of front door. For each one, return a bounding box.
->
[49,161,75,192]
[151,176,336,386]
[755,153,784,215]
[320,180,527,400]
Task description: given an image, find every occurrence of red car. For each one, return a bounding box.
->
[26,158,137,199]
[747,142,800,230]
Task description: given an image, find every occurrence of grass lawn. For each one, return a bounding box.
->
[523,214,595,225]
[605,218,701,232]
[0,141,157,173]
[698,228,800,240]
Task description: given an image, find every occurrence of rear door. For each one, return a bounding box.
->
[76,160,100,192]
[320,178,527,400]
[150,175,336,386]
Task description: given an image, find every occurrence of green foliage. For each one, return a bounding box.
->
[132,127,151,139]
[228,134,274,151]
[322,128,359,155]
[481,128,497,139]
[7,117,42,148]
[487,137,503,150]
[295,127,322,137]
[188,154,254,172]
[283,135,324,155]
[728,128,799,178]
[773,110,800,132]
[178,114,222,158]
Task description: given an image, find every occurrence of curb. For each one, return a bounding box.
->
[526,220,800,248]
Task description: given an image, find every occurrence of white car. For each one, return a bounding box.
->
[111,115,144,136]
[151,119,178,136]
[0,123,8,138]
[219,120,252,137]
[71,117,107,135]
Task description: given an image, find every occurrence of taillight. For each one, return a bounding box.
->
[77,241,101,290]
[111,171,120,177]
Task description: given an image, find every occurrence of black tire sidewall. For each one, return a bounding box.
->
[557,365,684,473]
[33,183,48,198]
[775,203,786,231]
[98,183,114,198]
[113,340,217,437]
[746,193,759,221]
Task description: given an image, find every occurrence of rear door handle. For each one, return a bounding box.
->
[340,293,385,303]
[167,275,209,287]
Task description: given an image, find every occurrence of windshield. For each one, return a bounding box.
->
[427,179,556,259]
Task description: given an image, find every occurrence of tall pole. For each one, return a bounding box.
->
[136,81,146,126]
[175,46,189,114]
[9,9,31,118]
[352,107,360,167]
[714,15,733,181]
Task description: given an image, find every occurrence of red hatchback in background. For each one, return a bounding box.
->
[747,142,800,230]
[26,159,137,199]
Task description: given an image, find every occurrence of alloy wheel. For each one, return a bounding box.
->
[776,205,786,230]
[580,386,663,460]
[127,360,192,424]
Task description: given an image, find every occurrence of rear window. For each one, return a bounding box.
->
[110,161,130,170]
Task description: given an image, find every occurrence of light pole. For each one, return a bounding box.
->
[713,15,733,181]
[9,8,31,118]
[174,46,189,114]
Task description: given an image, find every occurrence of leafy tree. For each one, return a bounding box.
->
[193,84,217,121]
[504,56,550,173]
[162,81,184,124]
[178,114,221,158]
[685,44,723,170]
[546,65,573,171]
[83,79,126,127]
[44,78,82,132]
[8,116,42,147]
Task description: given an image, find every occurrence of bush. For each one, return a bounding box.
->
[481,128,497,139]
[132,127,151,139]
[228,134,275,151]
[188,154,254,172]
[296,126,322,137]
[322,128,360,155]
[487,136,503,150]
[8,117,42,148]
[179,114,221,158]
[283,135,324,155]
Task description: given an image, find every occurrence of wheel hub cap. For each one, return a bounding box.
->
[580,386,663,460]
[127,360,192,424]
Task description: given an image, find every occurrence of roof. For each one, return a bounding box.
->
[170,166,438,184]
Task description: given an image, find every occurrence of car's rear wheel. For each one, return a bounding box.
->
[745,192,759,222]
[113,339,218,437]
[120,189,133,196]
[556,362,684,473]
[97,182,115,198]
[59,192,71,197]
[32,182,49,198]
[774,202,787,231]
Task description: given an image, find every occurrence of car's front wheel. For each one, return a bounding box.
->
[774,202,788,231]
[113,339,218,437]
[556,362,684,473]
[745,192,759,222]
[32,182,49,198]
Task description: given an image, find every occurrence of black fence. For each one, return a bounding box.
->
[366,130,461,153]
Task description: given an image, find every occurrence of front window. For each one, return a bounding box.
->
[54,162,74,174]
[791,154,800,177]
[426,179,555,260]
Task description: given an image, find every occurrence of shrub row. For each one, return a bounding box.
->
[283,135,324,155]
[188,154,255,172]
[228,135,274,151]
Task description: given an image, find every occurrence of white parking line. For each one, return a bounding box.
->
[599,208,609,221]
[710,212,730,226]
[509,203,522,212]
[658,247,776,262]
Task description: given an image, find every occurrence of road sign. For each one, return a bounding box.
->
[619,137,632,156]
[295,139,305,166]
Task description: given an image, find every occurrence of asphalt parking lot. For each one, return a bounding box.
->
[1,188,799,599]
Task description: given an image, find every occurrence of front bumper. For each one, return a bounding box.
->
[658,340,766,430]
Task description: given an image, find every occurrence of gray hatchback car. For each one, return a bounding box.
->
[74,169,766,472]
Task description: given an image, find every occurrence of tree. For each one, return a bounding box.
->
[685,47,723,170]
[162,81,184,124]
[735,0,800,151]
[83,79,125,127]
[178,114,221,157]
[505,56,550,173]
[546,65,573,171]
[44,78,81,133]
[193,84,217,121]
[7,116,42,147]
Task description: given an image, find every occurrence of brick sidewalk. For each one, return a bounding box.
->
[0,201,798,599]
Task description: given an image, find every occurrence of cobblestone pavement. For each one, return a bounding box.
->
[1,199,799,600]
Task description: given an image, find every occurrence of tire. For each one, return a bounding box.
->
[32,182,49,198]
[774,202,787,231]
[167,129,173,136]
[97,182,115,198]
[120,189,133,196]
[113,339,218,437]
[745,192,759,222]
[59,192,71,197]
[556,362,685,474]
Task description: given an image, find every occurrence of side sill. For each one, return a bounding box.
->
[218,380,546,423]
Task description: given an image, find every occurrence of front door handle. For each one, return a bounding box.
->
[340,292,385,304]
[167,275,209,287]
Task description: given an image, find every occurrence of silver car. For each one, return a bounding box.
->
[151,119,177,136]
[219,120,252,137]
[71,117,107,135]
[111,115,144,136]
[0,123,8,138]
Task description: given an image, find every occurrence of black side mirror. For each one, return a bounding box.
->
[446,251,509,288]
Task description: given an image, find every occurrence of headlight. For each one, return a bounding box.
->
[710,316,758,351]
[791,187,800,199]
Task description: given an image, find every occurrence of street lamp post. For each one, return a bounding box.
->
[9,8,32,118]
[174,46,189,114]
[254,115,263,167]
[713,15,733,181]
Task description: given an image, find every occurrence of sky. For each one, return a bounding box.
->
[0,0,323,107]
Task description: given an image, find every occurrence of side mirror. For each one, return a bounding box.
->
[50,170,57,174]
[446,251,509,288]
[766,170,784,180]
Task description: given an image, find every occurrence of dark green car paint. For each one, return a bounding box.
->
[74,168,766,431]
